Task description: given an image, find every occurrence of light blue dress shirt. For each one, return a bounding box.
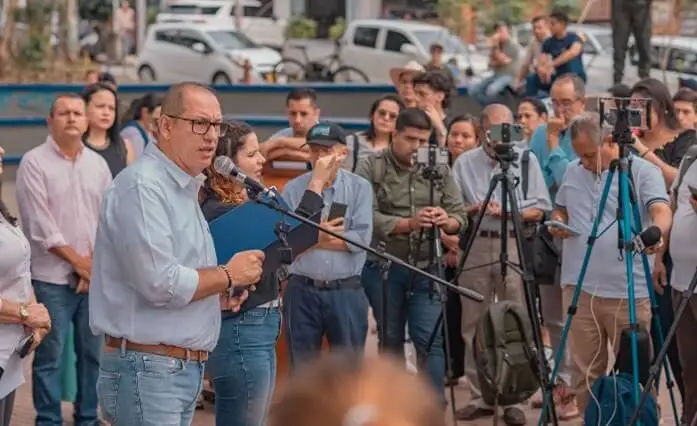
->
[556,156,669,299]
[529,124,577,199]
[282,169,373,281]
[89,143,220,351]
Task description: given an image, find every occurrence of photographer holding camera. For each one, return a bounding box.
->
[355,108,467,401]
[451,104,551,425]
[548,111,672,412]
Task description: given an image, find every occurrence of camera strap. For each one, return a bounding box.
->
[521,149,530,200]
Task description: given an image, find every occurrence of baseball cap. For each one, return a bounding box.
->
[305,122,347,147]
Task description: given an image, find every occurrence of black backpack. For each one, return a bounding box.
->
[473,301,540,409]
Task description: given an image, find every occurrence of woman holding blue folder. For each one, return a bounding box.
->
[200,120,332,426]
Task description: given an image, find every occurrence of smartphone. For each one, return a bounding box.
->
[67,272,80,290]
[688,185,697,198]
[328,202,348,221]
[544,220,581,237]
[15,334,34,359]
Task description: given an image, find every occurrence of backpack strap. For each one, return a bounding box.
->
[521,149,530,200]
[672,144,697,200]
[124,120,150,147]
[350,133,361,173]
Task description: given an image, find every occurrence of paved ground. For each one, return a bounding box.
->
[1,180,682,425]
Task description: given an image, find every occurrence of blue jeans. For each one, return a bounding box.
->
[361,262,445,398]
[469,74,514,104]
[283,275,369,367]
[207,307,281,426]
[32,280,101,426]
[97,349,204,425]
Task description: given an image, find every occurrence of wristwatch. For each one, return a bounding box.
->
[19,304,29,323]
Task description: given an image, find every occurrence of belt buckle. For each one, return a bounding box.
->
[315,280,329,289]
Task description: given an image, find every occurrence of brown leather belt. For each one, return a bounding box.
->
[478,230,516,239]
[105,335,208,362]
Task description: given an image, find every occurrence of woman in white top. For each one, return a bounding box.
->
[0,145,51,425]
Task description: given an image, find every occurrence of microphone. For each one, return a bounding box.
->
[627,225,662,253]
[213,156,275,199]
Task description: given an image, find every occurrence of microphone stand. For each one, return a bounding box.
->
[246,189,485,304]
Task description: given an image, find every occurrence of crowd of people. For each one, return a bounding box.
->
[1,42,697,426]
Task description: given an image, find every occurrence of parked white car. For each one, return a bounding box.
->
[629,36,697,93]
[137,23,282,84]
[333,19,488,84]
[156,0,286,49]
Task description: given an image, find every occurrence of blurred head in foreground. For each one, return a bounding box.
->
[269,353,446,426]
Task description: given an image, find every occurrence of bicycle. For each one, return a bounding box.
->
[273,40,369,83]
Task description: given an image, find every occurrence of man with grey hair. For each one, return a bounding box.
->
[452,104,551,425]
[526,73,585,417]
[547,110,672,412]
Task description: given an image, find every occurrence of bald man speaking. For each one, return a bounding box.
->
[89,82,264,425]
[451,104,552,424]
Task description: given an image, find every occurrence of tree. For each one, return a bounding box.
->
[78,0,112,22]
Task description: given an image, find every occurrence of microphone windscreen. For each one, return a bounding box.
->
[640,225,661,247]
[213,156,234,176]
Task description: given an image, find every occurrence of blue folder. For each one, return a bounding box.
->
[209,190,320,274]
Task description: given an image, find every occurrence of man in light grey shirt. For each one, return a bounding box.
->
[549,112,671,412]
[90,82,264,426]
[452,104,551,425]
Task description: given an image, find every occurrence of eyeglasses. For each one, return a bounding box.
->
[164,114,227,136]
[377,109,398,120]
[551,98,579,109]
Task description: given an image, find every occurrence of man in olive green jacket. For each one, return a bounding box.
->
[355,107,468,401]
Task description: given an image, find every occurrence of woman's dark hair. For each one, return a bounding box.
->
[396,108,432,132]
[609,83,632,98]
[201,120,255,205]
[447,114,480,137]
[630,78,680,130]
[673,88,697,111]
[519,97,548,117]
[366,94,405,140]
[82,83,121,146]
[133,93,162,120]
[0,199,17,227]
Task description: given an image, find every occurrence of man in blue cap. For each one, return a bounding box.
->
[281,122,374,367]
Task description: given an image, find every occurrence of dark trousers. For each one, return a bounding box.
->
[0,391,14,426]
[672,288,697,423]
[612,0,652,83]
[651,255,685,400]
[282,275,369,368]
[444,266,465,379]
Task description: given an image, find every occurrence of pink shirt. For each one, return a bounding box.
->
[15,136,112,285]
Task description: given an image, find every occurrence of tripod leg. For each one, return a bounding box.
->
[617,165,644,409]
[504,176,558,425]
[537,167,617,426]
[629,267,697,425]
[631,205,681,423]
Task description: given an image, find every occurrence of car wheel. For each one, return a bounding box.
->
[138,65,156,82]
[212,72,232,85]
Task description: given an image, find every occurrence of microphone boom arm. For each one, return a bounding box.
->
[251,193,485,303]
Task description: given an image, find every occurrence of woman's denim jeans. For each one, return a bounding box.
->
[206,306,281,426]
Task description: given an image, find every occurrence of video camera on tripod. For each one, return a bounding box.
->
[487,123,525,163]
[598,96,652,143]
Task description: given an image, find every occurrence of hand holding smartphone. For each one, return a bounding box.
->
[688,185,697,199]
[328,202,348,221]
[15,334,35,358]
[544,220,581,237]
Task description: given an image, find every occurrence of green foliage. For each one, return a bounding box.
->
[284,16,317,40]
[478,0,526,33]
[435,0,470,34]
[329,17,346,41]
[147,6,159,25]
[547,0,580,18]
[13,0,52,69]
[78,0,112,22]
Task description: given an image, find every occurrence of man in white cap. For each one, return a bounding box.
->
[389,60,424,108]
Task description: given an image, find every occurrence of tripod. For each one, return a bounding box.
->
[629,266,697,425]
[413,159,458,425]
[538,116,680,426]
[455,145,558,425]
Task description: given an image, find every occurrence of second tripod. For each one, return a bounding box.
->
[454,127,558,425]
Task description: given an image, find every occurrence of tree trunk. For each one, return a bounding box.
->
[0,0,19,74]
